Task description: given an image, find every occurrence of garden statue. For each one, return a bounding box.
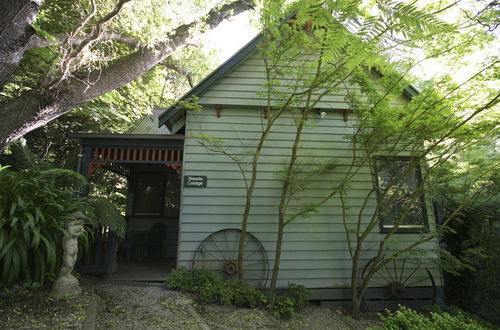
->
[49,211,85,299]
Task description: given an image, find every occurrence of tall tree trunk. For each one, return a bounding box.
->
[0,0,43,90]
[269,109,308,302]
[0,0,254,150]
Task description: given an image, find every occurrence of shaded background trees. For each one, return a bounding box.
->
[0,0,255,150]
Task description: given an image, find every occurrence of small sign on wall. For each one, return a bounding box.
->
[183,175,207,188]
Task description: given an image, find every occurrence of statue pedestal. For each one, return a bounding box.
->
[49,275,81,299]
[49,212,85,300]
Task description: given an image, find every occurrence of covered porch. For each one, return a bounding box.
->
[74,132,184,281]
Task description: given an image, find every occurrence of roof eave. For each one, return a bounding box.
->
[158,33,264,129]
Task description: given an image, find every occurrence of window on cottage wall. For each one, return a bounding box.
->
[374,157,428,232]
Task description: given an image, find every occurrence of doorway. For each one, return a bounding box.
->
[113,165,181,281]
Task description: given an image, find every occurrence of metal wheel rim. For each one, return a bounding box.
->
[192,228,269,288]
[361,256,436,300]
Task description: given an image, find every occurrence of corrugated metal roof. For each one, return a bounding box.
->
[126,108,171,135]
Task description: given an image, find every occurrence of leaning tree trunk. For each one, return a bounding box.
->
[0,0,43,91]
[0,0,254,151]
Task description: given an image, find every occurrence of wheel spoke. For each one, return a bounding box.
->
[193,229,268,288]
[243,271,266,280]
[243,249,259,260]
[401,267,419,286]
[399,257,407,282]
[383,263,396,283]
[207,237,226,260]
[223,230,230,258]
[230,231,239,260]
[369,278,387,287]
[201,250,223,261]
[393,259,398,284]
[405,277,429,287]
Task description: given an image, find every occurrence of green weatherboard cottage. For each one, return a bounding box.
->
[74,25,443,311]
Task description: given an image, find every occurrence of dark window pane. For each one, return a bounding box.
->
[375,158,426,230]
[134,173,163,215]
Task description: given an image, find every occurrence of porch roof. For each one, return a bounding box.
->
[72,132,184,149]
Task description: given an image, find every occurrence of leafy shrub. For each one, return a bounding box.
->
[375,306,490,330]
[166,269,310,317]
[0,167,88,287]
[86,196,127,239]
[165,268,267,308]
[270,283,310,318]
[0,166,126,289]
[433,141,499,324]
[440,197,500,324]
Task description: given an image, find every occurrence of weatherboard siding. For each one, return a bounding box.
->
[177,107,442,289]
[197,50,360,110]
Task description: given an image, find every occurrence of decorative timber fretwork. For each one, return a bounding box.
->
[91,147,183,163]
[165,164,182,176]
[88,161,107,179]
[87,161,131,181]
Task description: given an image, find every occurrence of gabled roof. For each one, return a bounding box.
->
[158,26,420,131]
[127,108,171,135]
[157,33,264,129]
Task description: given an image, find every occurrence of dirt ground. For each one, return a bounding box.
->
[0,285,93,330]
[0,282,380,330]
[95,283,379,330]
[199,304,378,330]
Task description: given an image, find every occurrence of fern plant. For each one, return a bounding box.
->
[0,165,126,288]
[86,196,127,239]
[0,167,87,287]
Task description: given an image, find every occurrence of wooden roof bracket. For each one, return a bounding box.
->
[263,106,269,120]
[343,109,350,122]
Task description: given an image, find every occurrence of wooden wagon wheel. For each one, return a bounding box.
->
[361,256,436,310]
[192,229,269,288]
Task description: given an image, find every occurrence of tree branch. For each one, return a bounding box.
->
[160,58,194,88]
[0,0,43,90]
[25,31,142,49]
[45,0,133,89]
[0,0,255,150]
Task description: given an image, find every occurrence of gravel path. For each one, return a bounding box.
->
[94,283,378,330]
[199,304,377,329]
[95,283,209,329]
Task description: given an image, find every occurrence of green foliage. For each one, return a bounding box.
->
[431,140,500,324]
[178,96,203,113]
[8,141,41,171]
[0,156,126,288]
[1,0,218,166]
[375,306,490,330]
[269,283,310,318]
[86,196,127,239]
[0,167,88,288]
[439,195,499,323]
[166,269,310,317]
[165,268,267,308]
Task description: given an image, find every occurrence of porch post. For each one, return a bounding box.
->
[79,146,92,196]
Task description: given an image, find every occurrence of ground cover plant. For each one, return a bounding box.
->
[165,268,309,317]
[374,305,493,330]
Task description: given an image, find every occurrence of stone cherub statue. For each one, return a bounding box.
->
[49,211,85,299]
